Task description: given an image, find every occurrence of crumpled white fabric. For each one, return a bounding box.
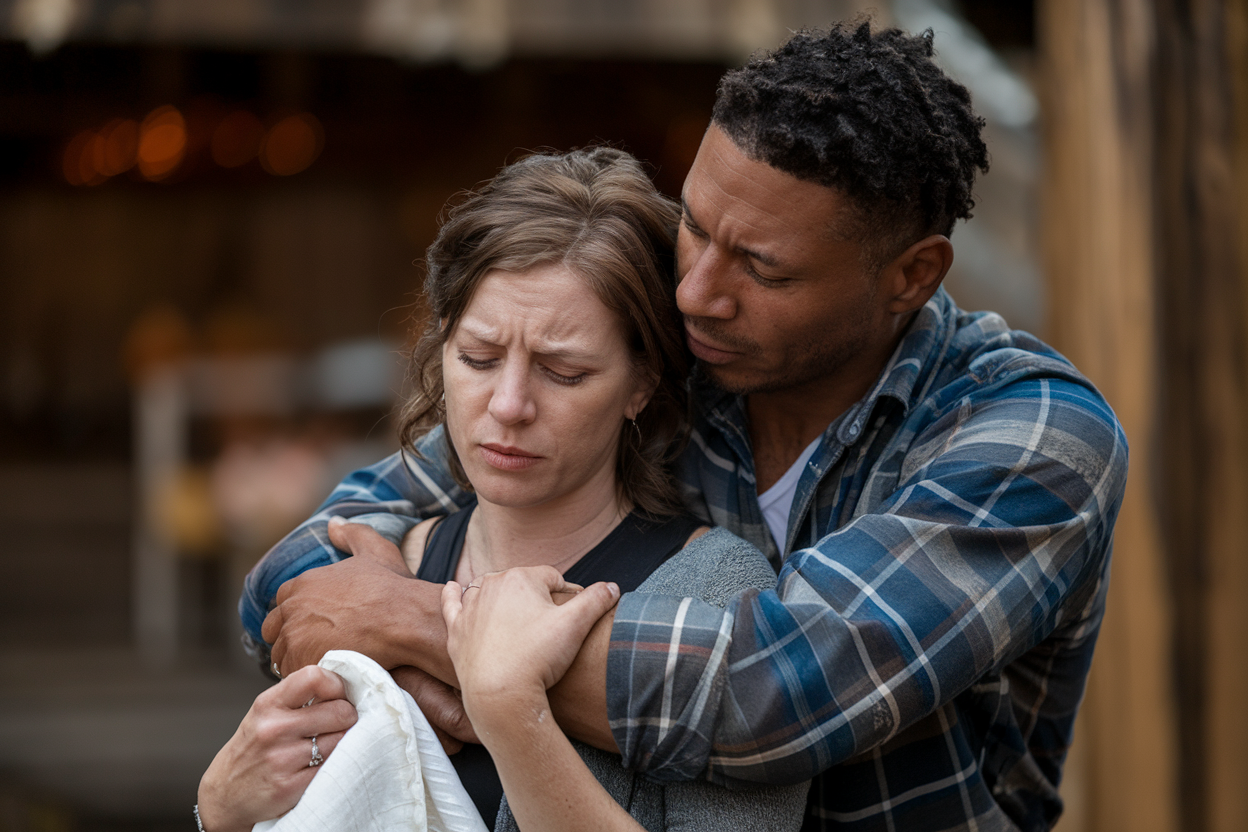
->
[254,650,489,832]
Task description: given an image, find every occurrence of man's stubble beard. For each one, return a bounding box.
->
[692,324,873,397]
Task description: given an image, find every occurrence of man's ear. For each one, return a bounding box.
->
[882,235,953,314]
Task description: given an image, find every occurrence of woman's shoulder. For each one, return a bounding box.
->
[633,526,778,607]
[399,517,442,575]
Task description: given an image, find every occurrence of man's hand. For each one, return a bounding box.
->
[391,665,479,754]
[262,518,452,680]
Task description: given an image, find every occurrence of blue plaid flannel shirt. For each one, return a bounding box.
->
[239,289,1126,832]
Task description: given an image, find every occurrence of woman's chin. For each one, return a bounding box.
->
[472,479,555,510]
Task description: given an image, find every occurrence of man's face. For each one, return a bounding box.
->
[676,124,898,398]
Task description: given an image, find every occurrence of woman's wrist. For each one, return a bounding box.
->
[462,682,551,743]
[193,794,245,832]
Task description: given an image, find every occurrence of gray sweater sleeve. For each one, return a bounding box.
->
[493,527,809,832]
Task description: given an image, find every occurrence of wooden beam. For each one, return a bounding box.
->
[1152,0,1248,828]
[1037,1,1180,829]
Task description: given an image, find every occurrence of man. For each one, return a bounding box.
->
[244,22,1126,832]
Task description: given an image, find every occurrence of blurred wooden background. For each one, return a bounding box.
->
[0,0,1245,829]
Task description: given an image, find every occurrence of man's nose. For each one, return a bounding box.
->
[488,361,537,425]
[676,244,737,320]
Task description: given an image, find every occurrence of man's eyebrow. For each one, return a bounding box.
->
[680,197,702,230]
[682,196,781,269]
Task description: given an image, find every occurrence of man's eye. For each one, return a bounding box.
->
[745,263,788,286]
[458,354,495,370]
[681,216,707,238]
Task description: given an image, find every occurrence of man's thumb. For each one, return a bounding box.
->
[327,517,410,574]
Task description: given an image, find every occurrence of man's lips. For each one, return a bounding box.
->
[685,327,741,365]
[479,443,542,471]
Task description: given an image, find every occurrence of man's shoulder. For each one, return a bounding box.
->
[908,296,1127,466]
[928,298,1104,406]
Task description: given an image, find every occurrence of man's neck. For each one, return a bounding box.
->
[746,361,891,493]
[747,388,847,493]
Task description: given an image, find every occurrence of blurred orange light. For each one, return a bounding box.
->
[259,113,323,176]
[211,110,265,168]
[62,130,106,186]
[98,118,139,176]
[138,105,187,180]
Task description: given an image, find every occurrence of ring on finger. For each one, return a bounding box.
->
[309,735,323,768]
[272,661,282,679]
[461,583,481,599]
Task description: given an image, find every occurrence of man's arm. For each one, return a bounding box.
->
[268,517,620,751]
[608,375,1128,786]
[238,426,473,661]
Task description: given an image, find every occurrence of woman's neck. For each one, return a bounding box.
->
[457,483,629,582]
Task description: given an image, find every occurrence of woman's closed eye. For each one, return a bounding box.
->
[459,352,586,385]
[541,365,586,386]
[458,353,497,371]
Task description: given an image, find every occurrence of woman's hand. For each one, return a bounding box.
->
[442,568,646,832]
[197,666,358,832]
[440,567,619,725]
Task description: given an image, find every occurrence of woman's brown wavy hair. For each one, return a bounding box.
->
[398,147,690,518]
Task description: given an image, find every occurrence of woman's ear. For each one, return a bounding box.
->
[882,235,953,314]
[625,369,659,421]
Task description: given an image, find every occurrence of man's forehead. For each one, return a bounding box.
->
[683,126,853,243]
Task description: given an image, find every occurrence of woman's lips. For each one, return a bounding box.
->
[479,443,542,471]
[685,327,740,365]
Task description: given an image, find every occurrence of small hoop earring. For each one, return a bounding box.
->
[631,418,642,444]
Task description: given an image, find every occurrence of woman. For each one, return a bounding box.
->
[198,147,807,831]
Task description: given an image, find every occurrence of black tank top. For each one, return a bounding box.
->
[416,502,702,828]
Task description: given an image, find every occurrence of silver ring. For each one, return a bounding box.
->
[461,583,480,599]
[303,696,316,708]
[309,735,323,767]
[272,661,282,679]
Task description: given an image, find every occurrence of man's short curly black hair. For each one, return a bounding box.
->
[712,20,989,268]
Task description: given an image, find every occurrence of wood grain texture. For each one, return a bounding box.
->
[1038,1,1180,829]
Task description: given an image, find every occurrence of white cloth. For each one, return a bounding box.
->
[756,435,821,552]
[254,650,488,832]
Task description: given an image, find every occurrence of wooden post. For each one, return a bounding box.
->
[1038,1,1180,830]
[1152,0,1248,829]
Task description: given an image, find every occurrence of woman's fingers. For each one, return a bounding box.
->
[290,698,357,738]
[558,580,621,633]
[273,665,349,709]
[441,580,464,629]
[279,729,347,770]
[442,566,623,710]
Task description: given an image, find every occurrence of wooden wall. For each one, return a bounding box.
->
[1039,1,1248,829]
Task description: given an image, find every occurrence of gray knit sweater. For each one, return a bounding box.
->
[493,526,810,832]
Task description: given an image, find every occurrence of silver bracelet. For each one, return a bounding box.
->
[193,804,206,831]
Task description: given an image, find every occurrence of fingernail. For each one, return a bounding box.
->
[607,582,620,599]
[328,515,345,525]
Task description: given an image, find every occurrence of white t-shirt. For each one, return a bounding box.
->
[757,435,822,553]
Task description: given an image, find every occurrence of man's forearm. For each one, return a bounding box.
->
[548,608,617,752]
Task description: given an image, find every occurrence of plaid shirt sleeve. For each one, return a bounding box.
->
[237,426,474,651]
[606,373,1128,788]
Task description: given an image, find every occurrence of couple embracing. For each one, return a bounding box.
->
[199,21,1126,832]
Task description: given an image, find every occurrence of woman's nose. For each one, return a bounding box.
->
[487,362,537,425]
[676,243,737,320]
